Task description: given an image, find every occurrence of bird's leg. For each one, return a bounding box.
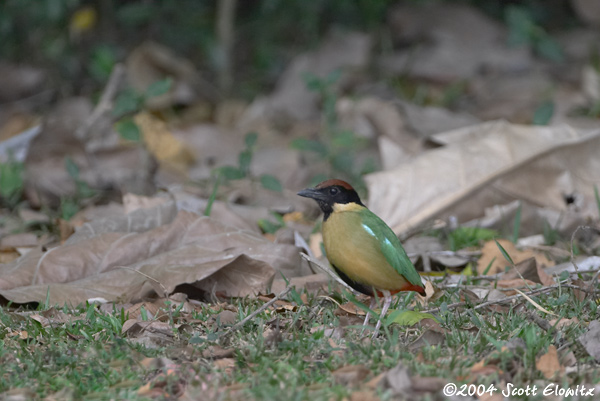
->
[372,290,392,339]
[362,297,377,327]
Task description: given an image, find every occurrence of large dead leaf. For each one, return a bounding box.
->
[366,121,600,235]
[579,320,600,361]
[382,3,531,81]
[23,97,159,206]
[0,62,47,103]
[134,111,195,173]
[126,41,217,109]
[267,30,371,121]
[536,345,564,379]
[478,242,554,276]
[0,210,309,305]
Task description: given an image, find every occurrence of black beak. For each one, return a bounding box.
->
[297,187,327,201]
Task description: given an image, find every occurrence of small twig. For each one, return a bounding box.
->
[225,285,292,334]
[216,0,237,94]
[423,282,583,315]
[525,310,555,333]
[299,252,360,295]
[570,227,583,275]
[75,63,125,142]
[525,310,564,348]
[422,253,432,272]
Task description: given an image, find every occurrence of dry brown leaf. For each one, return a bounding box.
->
[349,390,380,401]
[500,257,555,286]
[384,4,529,81]
[0,233,38,250]
[125,302,161,321]
[572,0,600,27]
[202,345,235,359]
[0,250,21,264]
[579,320,600,361]
[408,329,446,351]
[126,41,216,109]
[332,365,370,386]
[267,31,371,121]
[496,278,536,289]
[270,273,330,295]
[479,392,505,401]
[549,317,579,329]
[123,193,170,214]
[410,376,447,393]
[0,62,46,103]
[337,301,367,317]
[215,310,237,325]
[23,97,159,207]
[469,360,501,378]
[477,240,554,275]
[0,211,307,305]
[213,357,236,373]
[134,111,195,173]
[366,121,600,236]
[380,363,412,395]
[536,345,564,379]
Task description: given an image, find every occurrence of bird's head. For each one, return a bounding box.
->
[297,179,364,216]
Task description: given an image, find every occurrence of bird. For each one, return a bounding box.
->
[298,179,425,337]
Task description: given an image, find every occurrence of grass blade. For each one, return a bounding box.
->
[204,174,221,216]
[482,256,496,275]
[495,239,514,265]
[595,185,600,218]
[512,201,522,243]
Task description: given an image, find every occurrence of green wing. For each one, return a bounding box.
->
[359,209,423,287]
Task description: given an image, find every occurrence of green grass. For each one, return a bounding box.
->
[0,304,156,400]
[1,279,598,400]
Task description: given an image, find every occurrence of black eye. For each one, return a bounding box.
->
[329,187,339,195]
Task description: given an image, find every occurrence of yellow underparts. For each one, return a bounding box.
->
[323,203,409,291]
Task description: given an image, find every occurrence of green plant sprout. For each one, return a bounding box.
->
[291,71,374,196]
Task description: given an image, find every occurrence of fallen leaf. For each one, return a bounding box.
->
[408,329,446,351]
[579,320,600,361]
[349,390,380,401]
[470,359,501,376]
[536,345,564,379]
[267,31,371,120]
[215,310,237,326]
[384,3,530,81]
[123,193,170,214]
[500,257,555,286]
[213,357,236,373]
[0,233,38,250]
[0,211,306,305]
[332,365,370,386]
[337,301,367,316]
[386,310,437,326]
[134,111,195,173]
[549,317,579,329]
[478,240,554,275]
[126,41,216,109]
[380,363,412,395]
[366,121,600,237]
[410,376,447,393]
[479,392,505,401]
[496,278,536,290]
[270,273,330,295]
